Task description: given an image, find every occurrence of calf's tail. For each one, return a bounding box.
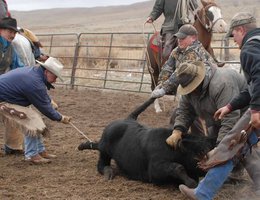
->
[78,141,99,151]
[127,98,156,120]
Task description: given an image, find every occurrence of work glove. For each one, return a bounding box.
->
[166,129,183,149]
[151,85,166,98]
[51,99,58,110]
[60,115,72,124]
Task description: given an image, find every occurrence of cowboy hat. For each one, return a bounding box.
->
[0,17,19,32]
[226,12,256,37]
[36,57,64,82]
[176,61,206,95]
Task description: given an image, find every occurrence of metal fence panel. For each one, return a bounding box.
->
[37,32,241,92]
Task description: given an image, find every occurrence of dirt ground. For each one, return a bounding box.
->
[0,88,258,200]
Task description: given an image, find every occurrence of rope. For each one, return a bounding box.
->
[142,22,166,112]
[142,21,158,87]
[69,121,93,142]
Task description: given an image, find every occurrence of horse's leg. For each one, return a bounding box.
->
[207,46,225,67]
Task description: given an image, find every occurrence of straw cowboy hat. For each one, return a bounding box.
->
[0,17,19,32]
[176,61,206,95]
[36,57,64,81]
[19,28,43,47]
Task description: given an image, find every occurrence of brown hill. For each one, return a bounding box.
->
[10,0,260,34]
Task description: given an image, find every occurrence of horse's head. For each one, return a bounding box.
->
[200,0,227,33]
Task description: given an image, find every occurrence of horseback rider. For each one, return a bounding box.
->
[145,0,198,64]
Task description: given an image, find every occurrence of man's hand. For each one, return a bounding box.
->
[61,115,72,124]
[145,16,153,23]
[166,129,182,149]
[206,147,216,158]
[251,111,260,129]
[214,105,231,121]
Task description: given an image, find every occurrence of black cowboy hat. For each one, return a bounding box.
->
[0,17,19,32]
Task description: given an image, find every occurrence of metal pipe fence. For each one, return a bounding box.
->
[37,32,241,93]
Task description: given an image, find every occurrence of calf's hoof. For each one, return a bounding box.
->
[104,166,115,180]
[185,178,198,188]
[78,141,92,150]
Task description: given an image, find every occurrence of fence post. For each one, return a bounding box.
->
[103,33,114,89]
[70,34,80,89]
[224,37,229,62]
[48,35,54,55]
[139,32,150,92]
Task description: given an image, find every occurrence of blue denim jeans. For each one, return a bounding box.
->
[194,160,234,200]
[194,131,259,200]
[24,135,45,159]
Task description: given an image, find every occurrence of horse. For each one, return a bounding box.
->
[146,0,227,113]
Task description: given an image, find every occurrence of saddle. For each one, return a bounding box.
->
[149,32,162,53]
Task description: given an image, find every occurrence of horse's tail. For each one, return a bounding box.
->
[127,98,156,120]
[78,141,99,151]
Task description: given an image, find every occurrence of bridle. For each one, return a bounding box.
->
[195,3,224,33]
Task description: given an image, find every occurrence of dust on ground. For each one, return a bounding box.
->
[0,88,257,200]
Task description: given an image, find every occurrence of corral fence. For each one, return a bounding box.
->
[37,32,240,93]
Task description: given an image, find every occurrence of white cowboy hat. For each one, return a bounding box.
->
[176,61,206,95]
[36,57,64,82]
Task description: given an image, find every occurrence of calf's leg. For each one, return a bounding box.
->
[97,152,115,180]
[148,161,198,187]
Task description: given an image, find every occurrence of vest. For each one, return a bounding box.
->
[0,42,13,75]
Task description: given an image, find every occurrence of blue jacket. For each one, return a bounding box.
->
[0,66,62,121]
[229,28,260,111]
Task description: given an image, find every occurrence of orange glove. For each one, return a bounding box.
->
[166,129,182,149]
[60,115,72,124]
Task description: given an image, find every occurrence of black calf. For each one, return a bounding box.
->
[78,98,214,187]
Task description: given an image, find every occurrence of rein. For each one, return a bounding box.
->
[195,3,222,33]
[143,22,160,88]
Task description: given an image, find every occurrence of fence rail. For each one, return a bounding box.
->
[37,32,240,93]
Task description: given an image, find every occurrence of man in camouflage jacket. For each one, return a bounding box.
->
[151,24,216,98]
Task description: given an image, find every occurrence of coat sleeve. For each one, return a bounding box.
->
[149,0,164,21]
[229,87,251,111]
[25,85,62,121]
[0,0,8,18]
[173,95,197,133]
[158,54,176,83]
[241,41,260,111]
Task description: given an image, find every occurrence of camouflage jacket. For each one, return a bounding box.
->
[158,40,216,94]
